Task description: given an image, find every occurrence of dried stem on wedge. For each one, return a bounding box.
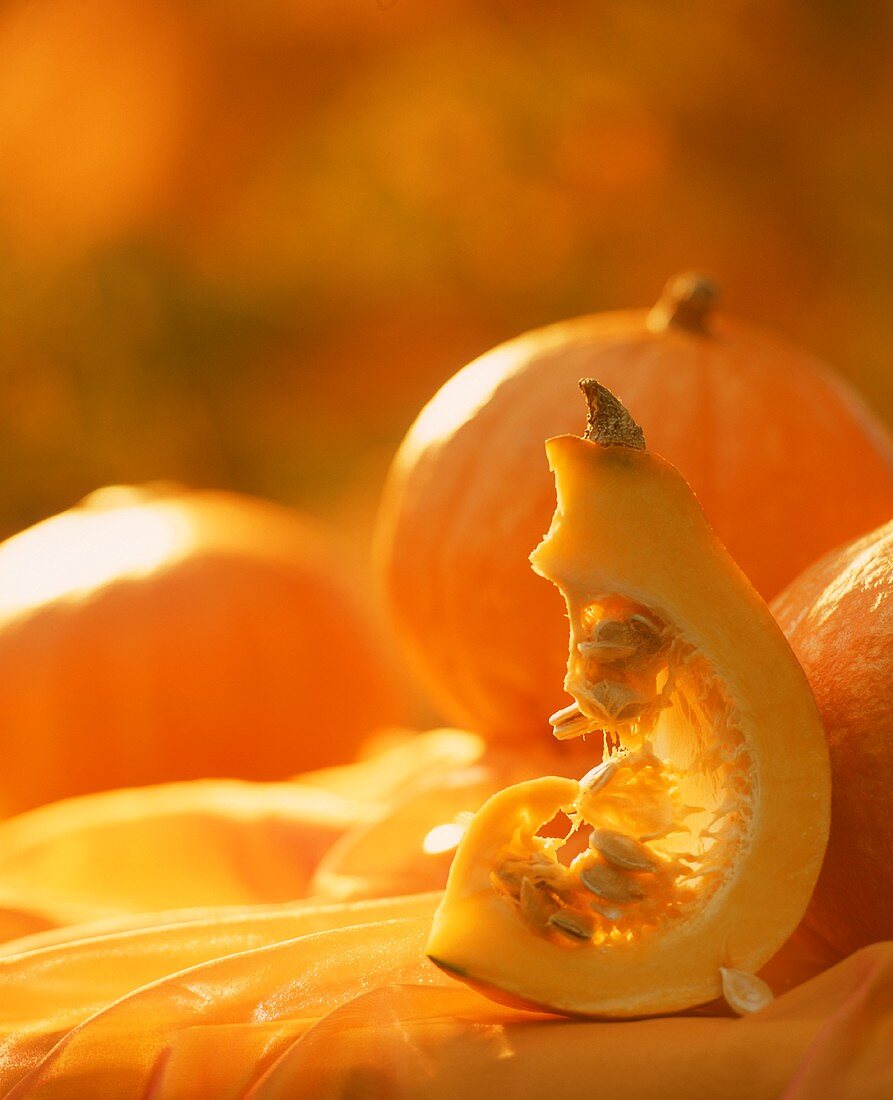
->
[580,379,646,450]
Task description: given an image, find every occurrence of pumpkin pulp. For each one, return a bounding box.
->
[426,383,831,1018]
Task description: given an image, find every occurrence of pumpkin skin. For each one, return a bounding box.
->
[772,520,893,958]
[427,385,831,1018]
[377,275,893,741]
[0,485,402,815]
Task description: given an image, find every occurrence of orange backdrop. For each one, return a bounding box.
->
[0,0,891,557]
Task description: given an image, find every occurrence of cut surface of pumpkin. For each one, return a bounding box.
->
[426,382,831,1018]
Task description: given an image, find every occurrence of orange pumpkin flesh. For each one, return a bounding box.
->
[772,520,893,957]
[427,384,830,1018]
[0,485,402,815]
[378,274,893,742]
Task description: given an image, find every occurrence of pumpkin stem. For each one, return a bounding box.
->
[647,272,717,335]
[579,379,646,450]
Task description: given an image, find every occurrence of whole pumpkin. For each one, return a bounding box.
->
[772,519,893,958]
[0,485,403,815]
[376,274,893,740]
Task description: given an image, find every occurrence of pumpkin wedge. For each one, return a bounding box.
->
[426,382,831,1018]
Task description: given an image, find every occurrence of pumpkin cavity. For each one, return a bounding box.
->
[493,596,754,949]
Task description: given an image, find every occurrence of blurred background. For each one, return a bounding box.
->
[1,0,892,556]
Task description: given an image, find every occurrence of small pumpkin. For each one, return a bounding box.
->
[772,519,893,958]
[427,383,830,1017]
[0,485,402,815]
[377,274,893,741]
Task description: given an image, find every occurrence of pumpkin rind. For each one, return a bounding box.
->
[772,519,893,957]
[427,408,831,1018]
[0,486,403,814]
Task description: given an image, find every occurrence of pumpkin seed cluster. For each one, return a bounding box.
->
[492,599,754,947]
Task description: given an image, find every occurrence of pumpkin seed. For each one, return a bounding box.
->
[526,856,571,893]
[580,860,645,903]
[578,615,666,666]
[519,876,559,927]
[499,853,567,896]
[720,967,774,1016]
[594,618,634,644]
[578,619,638,663]
[548,909,594,940]
[579,757,620,795]
[628,613,664,650]
[589,900,624,922]
[582,680,645,724]
[549,702,597,740]
[590,827,659,872]
[578,640,637,663]
[493,864,523,892]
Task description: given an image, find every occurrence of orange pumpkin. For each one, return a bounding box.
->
[377,274,893,741]
[772,519,893,958]
[0,485,402,815]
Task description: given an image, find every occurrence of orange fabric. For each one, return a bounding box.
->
[249,950,893,1100]
[0,910,890,1098]
[0,737,887,1098]
[0,779,366,942]
[0,730,487,945]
